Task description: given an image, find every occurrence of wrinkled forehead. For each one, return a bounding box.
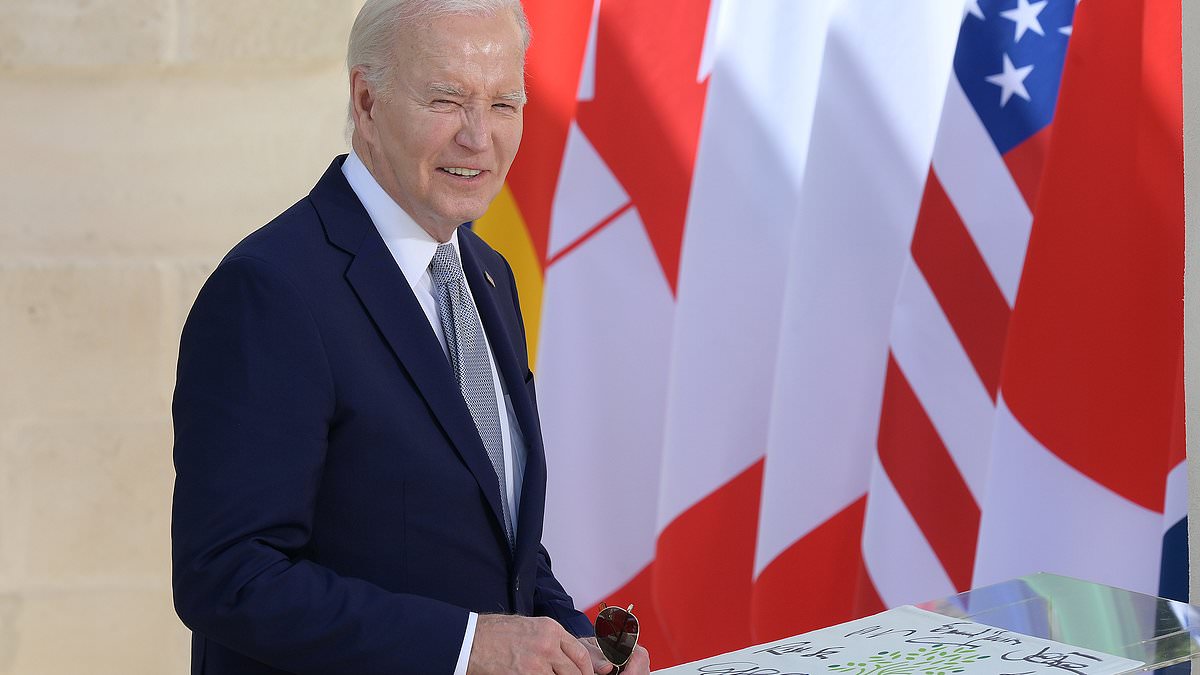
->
[396,12,527,87]
[397,11,525,63]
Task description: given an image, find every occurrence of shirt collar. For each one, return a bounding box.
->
[341,149,461,289]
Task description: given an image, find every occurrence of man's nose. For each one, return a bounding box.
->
[455,107,492,152]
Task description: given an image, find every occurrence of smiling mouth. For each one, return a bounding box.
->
[440,167,483,178]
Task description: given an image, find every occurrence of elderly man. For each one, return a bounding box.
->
[170,1,651,673]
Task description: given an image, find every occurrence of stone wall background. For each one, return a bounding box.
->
[0,2,361,672]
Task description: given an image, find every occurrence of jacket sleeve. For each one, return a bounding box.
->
[171,254,467,675]
[533,544,595,638]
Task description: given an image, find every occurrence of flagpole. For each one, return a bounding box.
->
[1183,0,1200,607]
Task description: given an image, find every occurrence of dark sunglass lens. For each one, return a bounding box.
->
[595,607,639,666]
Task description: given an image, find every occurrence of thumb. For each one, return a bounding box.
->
[586,641,615,674]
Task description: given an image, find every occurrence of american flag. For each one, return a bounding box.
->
[865,0,1076,609]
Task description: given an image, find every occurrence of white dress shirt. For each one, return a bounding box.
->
[342,150,527,674]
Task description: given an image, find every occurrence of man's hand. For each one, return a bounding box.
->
[467,614,596,675]
[580,637,651,675]
[623,643,651,674]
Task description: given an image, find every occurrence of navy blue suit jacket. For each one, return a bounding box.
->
[171,156,591,674]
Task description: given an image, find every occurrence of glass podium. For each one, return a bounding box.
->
[915,573,1200,674]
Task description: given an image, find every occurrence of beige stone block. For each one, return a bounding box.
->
[177,0,358,70]
[0,594,19,675]
[0,427,29,586]
[9,420,174,586]
[0,0,172,71]
[3,588,188,675]
[0,263,172,421]
[0,70,350,260]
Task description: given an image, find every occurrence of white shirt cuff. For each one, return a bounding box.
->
[453,611,479,675]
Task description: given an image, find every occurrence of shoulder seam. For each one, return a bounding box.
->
[218,254,338,401]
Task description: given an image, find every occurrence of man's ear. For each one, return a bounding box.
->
[349,67,377,142]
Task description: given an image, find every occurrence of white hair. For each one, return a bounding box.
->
[346,0,530,136]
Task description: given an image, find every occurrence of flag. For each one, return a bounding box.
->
[971,0,1185,597]
[862,0,1075,609]
[473,0,1185,668]
[748,0,962,641]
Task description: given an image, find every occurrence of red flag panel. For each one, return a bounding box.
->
[574,0,713,293]
[999,0,1183,512]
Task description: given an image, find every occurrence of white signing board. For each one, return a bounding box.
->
[653,605,1144,675]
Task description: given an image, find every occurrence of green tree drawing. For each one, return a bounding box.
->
[827,645,991,675]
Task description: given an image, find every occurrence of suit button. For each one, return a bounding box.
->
[514,579,521,592]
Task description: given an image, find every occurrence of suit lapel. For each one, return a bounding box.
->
[308,158,510,547]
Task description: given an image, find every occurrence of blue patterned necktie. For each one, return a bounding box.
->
[429,243,513,548]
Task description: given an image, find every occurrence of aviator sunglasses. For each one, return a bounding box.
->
[595,603,640,673]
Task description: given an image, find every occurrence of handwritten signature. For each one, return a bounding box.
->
[1000,646,1104,672]
[843,626,916,640]
[694,663,809,675]
[907,622,1024,648]
[755,642,842,660]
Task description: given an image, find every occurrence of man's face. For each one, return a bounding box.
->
[358,12,525,240]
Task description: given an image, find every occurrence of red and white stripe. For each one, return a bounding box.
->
[863,67,1039,607]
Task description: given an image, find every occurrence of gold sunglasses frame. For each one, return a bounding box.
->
[595,603,639,672]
